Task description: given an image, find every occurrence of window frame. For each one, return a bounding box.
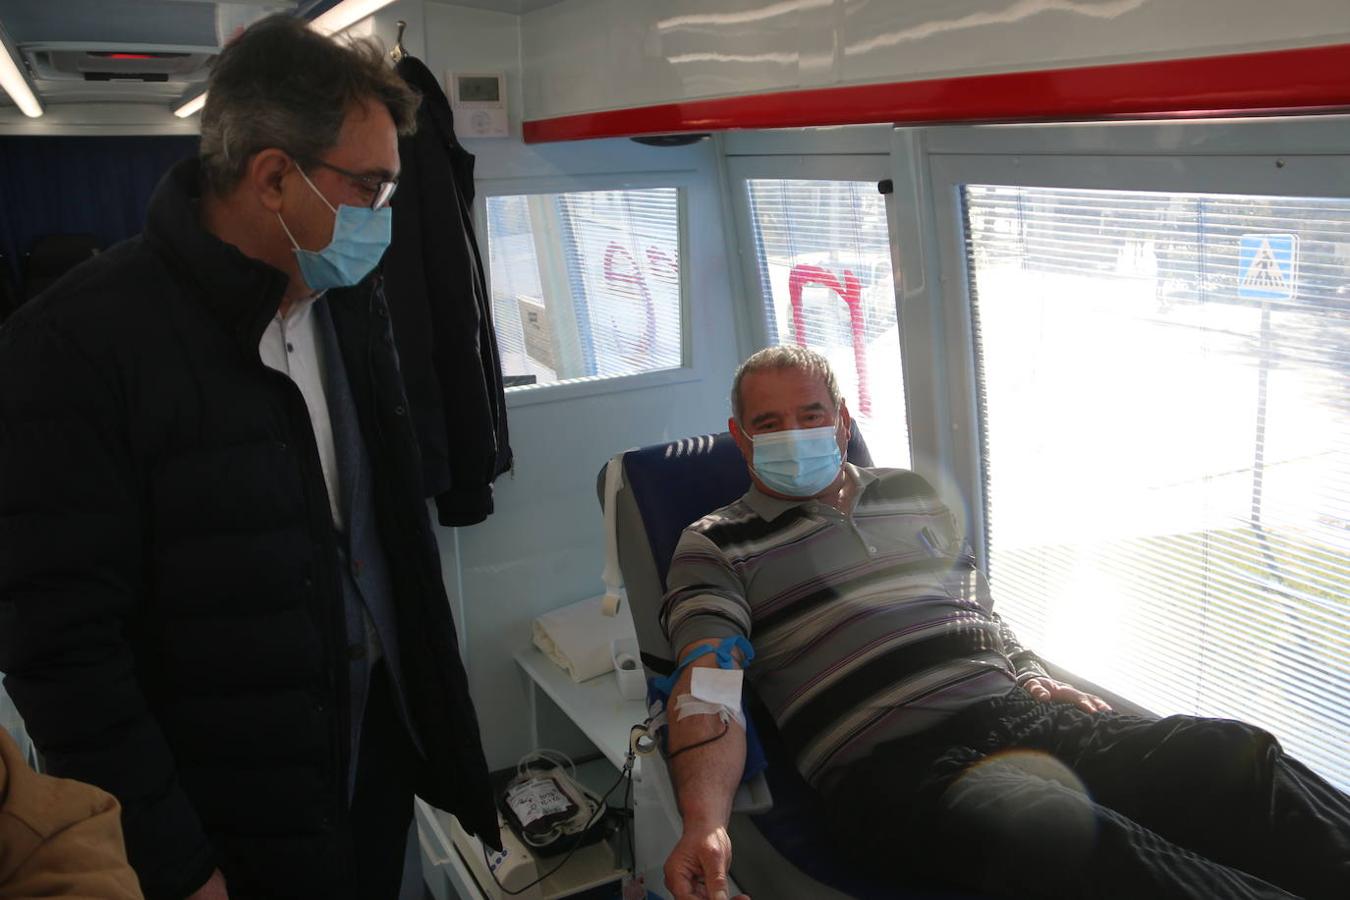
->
[475,171,696,407]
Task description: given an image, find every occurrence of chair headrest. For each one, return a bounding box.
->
[615,425,872,589]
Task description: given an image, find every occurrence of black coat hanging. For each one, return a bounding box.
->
[384,55,513,527]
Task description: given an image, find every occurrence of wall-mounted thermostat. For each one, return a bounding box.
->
[448,71,508,138]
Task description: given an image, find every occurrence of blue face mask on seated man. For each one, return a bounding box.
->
[750,424,844,497]
[277,166,392,292]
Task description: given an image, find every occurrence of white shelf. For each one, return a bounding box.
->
[514,646,649,778]
[572,756,628,799]
[422,799,628,900]
[535,837,626,898]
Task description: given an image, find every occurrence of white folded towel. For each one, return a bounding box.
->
[532,594,637,683]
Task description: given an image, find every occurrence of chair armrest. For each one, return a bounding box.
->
[733,773,774,815]
[1040,659,1156,717]
[644,752,775,820]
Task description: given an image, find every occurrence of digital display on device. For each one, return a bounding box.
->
[458,76,500,103]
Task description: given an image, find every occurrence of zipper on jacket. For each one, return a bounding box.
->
[259,364,352,835]
[367,277,501,843]
[362,280,430,608]
[364,277,440,607]
[363,280,388,452]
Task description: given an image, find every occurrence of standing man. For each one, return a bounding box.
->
[0,16,497,900]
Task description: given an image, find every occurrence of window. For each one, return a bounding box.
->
[745,179,909,466]
[484,188,682,388]
[964,184,1350,789]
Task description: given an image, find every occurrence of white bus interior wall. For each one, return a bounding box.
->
[0,0,1346,839]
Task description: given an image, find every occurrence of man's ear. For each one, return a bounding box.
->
[729,416,753,464]
[837,402,852,453]
[248,149,292,214]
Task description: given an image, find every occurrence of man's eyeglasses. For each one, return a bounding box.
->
[302,158,399,209]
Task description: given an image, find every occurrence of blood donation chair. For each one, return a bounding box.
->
[600,428,981,899]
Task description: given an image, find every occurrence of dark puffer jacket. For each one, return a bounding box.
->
[0,158,497,900]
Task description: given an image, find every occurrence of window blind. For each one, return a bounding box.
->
[963,184,1349,790]
[484,188,682,388]
[746,178,909,466]
[485,194,545,382]
[555,189,682,380]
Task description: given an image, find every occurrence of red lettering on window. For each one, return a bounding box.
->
[602,243,659,359]
[787,264,871,416]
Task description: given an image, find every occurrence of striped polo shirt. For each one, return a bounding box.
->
[660,465,1047,787]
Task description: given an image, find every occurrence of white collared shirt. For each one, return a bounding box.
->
[258,295,343,529]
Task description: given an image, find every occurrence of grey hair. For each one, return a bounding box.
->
[731,345,844,422]
[199,15,420,196]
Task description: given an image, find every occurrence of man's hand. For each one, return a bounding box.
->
[1023,676,1112,713]
[186,868,229,900]
[664,823,749,900]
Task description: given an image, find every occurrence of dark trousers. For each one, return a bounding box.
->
[828,688,1349,899]
[351,661,420,900]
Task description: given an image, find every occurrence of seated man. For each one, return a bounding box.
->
[659,346,1348,900]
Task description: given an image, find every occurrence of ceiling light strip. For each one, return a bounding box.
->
[309,0,398,37]
[0,25,42,118]
[174,0,398,118]
[174,90,206,118]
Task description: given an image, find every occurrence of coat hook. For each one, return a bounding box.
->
[391,20,407,62]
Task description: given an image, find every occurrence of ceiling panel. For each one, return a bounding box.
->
[428,0,569,14]
[0,0,568,112]
[0,1,300,110]
[0,1,297,48]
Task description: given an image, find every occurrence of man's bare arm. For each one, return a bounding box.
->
[663,642,749,900]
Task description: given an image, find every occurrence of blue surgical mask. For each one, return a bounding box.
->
[749,424,844,497]
[277,166,391,292]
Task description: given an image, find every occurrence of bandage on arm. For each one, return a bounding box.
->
[667,641,747,830]
[675,667,746,728]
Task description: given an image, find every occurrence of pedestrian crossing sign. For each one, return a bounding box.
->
[1238,233,1298,300]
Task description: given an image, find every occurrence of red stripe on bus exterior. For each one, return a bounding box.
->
[522,43,1350,143]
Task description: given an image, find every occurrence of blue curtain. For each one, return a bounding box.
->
[0,135,199,287]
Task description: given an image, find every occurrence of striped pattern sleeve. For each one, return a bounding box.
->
[659,529,753,653]
[938,513,1047,683]
[994,612,1048,682]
